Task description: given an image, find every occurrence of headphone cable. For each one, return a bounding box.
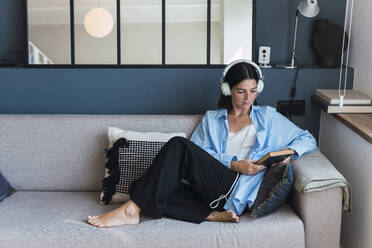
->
[288,57,301,120]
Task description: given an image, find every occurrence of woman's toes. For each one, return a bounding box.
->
[92,219,100,225]
[88,215,101,221]
[88,220,96,226]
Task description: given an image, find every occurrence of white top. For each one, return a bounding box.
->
[225,124,257,161]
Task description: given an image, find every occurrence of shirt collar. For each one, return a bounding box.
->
[216,105,258,120]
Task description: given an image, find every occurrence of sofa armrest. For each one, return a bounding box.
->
[289,187,342,248]
[289,149,344,248]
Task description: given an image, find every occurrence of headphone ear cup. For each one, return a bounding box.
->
[257,80,264,94]
[220,82,231,96]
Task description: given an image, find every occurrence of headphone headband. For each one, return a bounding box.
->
[220,59,264,96]
[222,59,263,80]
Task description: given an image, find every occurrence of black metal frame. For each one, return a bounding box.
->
[70,0,75,65]
[25,0,256,68]
[116,0,121,65]
[162,0,165,65]
[207,0,211,65]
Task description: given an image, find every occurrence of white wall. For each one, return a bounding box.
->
[319,112,372,248]
[29,25,71,64]
[165,22,220,64]
[319,1,372,248]
[349,0,372,97]
[222,0,252,63]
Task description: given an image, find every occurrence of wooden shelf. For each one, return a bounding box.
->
[311,94,372,114]
[335,114,372,144]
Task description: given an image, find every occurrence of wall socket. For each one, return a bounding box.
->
[277,100,305,116]
[258,46,271,66]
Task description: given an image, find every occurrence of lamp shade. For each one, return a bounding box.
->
[298,0,320,18]
[84,8,114,38]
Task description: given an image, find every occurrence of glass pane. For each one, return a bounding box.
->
[27,0,71,64]
[166,0,207,64]
[74,0,117,64]
[212,0,253,64]
[121,0,162,64]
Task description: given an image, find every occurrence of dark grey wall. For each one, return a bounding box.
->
[0,66,354,145]
[0,0,27,65]
[255,0,347,65]
[0,0,352,144]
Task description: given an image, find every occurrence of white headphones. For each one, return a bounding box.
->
[220,59,264,96]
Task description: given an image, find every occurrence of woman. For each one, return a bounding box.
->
[87,60,317,228]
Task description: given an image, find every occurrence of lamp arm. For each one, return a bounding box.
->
[290,10,300,68]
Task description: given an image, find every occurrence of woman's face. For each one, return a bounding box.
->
[230,79,258,112]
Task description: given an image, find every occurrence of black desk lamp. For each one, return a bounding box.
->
[281,0,320,69]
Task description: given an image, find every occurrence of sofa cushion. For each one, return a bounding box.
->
[249,163,294,217]
[101,127,186,204]
[0,191,305,248]
[0,171,14,201]
[0,115,202,192]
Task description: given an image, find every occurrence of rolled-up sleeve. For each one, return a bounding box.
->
[271,109,317,160]
[287,129,317,159]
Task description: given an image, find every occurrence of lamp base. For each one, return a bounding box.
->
[276,64,298,69]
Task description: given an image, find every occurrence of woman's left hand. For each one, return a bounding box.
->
[271,148,295,167]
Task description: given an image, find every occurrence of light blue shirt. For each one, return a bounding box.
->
[190,105,317,215]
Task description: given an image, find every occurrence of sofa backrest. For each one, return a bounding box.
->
[0,115,203,191]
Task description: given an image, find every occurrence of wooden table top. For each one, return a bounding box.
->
[335,113,372,144]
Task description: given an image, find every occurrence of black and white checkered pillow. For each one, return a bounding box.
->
[116,140,165,194]
[100,127,186,204]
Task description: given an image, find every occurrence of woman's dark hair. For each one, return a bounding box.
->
[217,62,259,111]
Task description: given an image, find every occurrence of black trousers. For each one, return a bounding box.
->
[130,136,238,224]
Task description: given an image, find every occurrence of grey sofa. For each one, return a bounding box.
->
[0,114,343,248]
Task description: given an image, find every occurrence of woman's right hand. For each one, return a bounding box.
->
[231,159,266,175]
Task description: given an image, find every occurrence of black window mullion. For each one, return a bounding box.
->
[70,0,75,65]
[252,0,256,61]
[25,0,29,65]
[207,0,211,65]
[117,0,121,65]
[162,0,165,65]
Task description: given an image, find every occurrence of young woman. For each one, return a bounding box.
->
[87,60,317,228]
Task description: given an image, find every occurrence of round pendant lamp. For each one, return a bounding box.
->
[84,8,113,38]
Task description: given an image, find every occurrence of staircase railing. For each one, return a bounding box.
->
[28,41,54,64]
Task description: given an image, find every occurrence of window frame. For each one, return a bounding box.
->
[25,0,256,68]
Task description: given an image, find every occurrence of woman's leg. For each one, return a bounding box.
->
[165,183,239,223]
[88,136,238,227]
[130,136,238,222]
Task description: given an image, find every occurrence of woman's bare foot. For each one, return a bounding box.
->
[87,200,141,228]
[206,210,239,223]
